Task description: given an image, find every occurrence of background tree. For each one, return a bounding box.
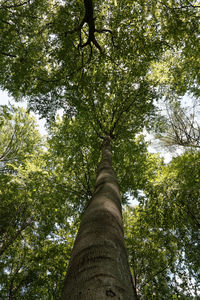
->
[138,150,200,298]
[155,100,200,149]
[0,106,78,299]
[0,105,43,257]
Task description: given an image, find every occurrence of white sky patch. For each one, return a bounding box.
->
[133,83,140,90]
[0,90,47,136]
[146,93,198,163]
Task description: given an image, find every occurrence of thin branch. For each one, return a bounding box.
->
[0,1,28,10]
[0,51,17,58]
[0,220,32,257]
[110,94,139,136]
[96,28,116,47]
[89,119,104,139]
[141,264,170,288]
[79,149,92,196]
[0,133,15,161]
[159,1,200,10]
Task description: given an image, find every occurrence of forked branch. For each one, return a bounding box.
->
[65,0,114,52]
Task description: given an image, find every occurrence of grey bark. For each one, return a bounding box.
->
[62,136,137,299]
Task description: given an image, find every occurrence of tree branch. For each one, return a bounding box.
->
[0,1,28,10]
[65,0,114,53]
[0,51,17,58]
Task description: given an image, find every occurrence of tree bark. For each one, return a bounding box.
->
[62,136,137,299]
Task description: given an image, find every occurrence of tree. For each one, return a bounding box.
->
[0,106,77,299]
[124,206,180,299]
[140,150,200,297]
[48,114,159,299]
[0,105,42,257]
[156,100,200,149]
[0,0,199,298]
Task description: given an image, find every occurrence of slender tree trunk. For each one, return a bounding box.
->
[62,136,137,299]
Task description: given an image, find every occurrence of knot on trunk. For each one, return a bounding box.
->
[106,288,116,297]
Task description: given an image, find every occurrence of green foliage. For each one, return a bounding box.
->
[124,206,179,299]
[0,106,42,255]
[132,150,200,298]
[0,106,79,299]
[1,0,199,118]
[48,113,161,205]
[0,105,41,164]
[47,113,100,211]
[124,203,200,299]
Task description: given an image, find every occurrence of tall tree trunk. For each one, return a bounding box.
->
[62,136,137,299]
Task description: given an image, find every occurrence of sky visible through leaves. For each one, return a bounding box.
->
[0,89,178,163]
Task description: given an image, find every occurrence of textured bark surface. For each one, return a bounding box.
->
[62,137,137,299]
